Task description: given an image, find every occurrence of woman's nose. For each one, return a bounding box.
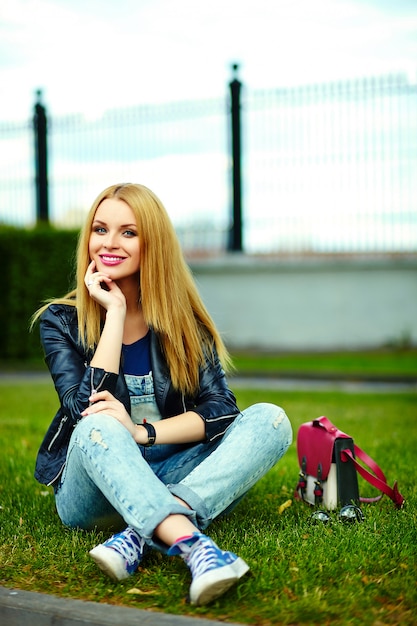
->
[103,232,118,248]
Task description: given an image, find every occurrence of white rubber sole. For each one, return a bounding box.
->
[89,544,131,581]
[189,557,250,605]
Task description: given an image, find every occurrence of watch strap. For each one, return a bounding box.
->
[142,421,156,447]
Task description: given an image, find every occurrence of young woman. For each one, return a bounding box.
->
[33,183,292,606]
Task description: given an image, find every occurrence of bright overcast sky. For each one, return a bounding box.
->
[1,0,416,121]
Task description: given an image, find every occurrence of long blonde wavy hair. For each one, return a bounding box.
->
[32,183,232,394]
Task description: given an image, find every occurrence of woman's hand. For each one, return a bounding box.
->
[81,390,206,445]
[81,389,138,439]
[84,260,126,313]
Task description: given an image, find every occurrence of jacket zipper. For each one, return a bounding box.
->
[46,463,65,487]
[89,367,109,405]
[47,414,69,452]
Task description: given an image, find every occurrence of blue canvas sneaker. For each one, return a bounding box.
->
[168,532,249,605]
[89,526,147,581]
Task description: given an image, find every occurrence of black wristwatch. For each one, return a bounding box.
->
[142,421,156,447]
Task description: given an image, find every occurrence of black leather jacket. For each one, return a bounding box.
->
[35,304,240,486]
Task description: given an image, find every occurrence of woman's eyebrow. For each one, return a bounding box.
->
[92,220,137,228]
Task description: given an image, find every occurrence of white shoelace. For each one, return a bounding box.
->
[108,529,143,565]
[185,537,219,578]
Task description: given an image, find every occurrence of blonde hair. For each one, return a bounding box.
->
[32,183,232,393]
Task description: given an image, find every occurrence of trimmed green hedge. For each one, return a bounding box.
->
[0,226,78,360]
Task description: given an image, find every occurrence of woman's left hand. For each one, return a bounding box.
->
[81,390,136,439]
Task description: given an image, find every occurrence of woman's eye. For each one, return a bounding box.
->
[123,230,137,237]
[94,227,107,234]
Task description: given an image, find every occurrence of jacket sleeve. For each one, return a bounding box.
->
[40,305,119,424]
[191,347,241,442]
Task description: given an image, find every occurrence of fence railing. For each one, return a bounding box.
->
[0,68,416,256]
[244,74,417,254]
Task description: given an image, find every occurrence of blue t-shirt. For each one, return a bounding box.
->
[121,332,151,376]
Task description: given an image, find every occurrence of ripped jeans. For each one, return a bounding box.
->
[55,403,292,547]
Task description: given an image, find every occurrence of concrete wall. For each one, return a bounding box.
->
[190,256,417,351]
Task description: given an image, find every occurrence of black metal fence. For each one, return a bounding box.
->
[1,69,416,255]
[244,74,417,254]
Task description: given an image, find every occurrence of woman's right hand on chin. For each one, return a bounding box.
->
[84,261,126,314]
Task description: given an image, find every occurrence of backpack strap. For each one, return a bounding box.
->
[295,456,307,501]
[340,447,405,509]
[312,416,349,439]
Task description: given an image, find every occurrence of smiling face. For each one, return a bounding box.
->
[88,198,141,282]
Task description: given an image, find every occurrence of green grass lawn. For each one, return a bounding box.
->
[231,347,417,379]
[0,380,416,625]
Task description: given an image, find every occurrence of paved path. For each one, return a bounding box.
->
[1,371,416,392]
[229,374,417,393]
[0,586,241,626]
